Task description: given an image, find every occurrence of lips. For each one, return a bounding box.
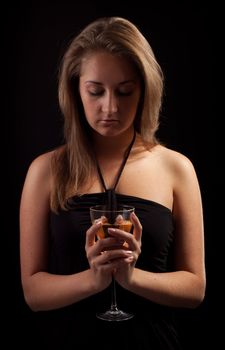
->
[99,119,119,124]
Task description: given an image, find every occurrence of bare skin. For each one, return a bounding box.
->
[20,52,205,311]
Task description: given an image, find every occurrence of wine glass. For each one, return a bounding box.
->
[90,204,135,321]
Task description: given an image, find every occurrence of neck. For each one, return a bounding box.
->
[93,128,135,158]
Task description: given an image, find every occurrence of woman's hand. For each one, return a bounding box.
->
[108,212,142,289]
[85,220,135,292]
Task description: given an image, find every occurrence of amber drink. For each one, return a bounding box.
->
[89,204,135,321]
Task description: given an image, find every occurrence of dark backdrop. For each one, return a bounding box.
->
[4,1,219,348]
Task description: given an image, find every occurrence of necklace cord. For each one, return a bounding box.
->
[95,131,136,210]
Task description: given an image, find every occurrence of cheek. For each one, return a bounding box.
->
[80,94,97,112]
[121,99,139,118]
[82,99,99,123]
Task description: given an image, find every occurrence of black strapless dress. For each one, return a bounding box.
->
[33,192,183,350]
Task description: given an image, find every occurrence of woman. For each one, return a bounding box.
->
[20,17,206,349]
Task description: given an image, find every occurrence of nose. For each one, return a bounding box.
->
[101,92,118,114]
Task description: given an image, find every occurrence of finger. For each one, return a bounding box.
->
[108,228,138,251]
[85,221,101,248]
[121,255,134,264]
[98,249,133,264]
[91,250,132,271]
[98,238,125,251]
[130,212,142,241]
[102,256,134,272]
[87,235,126,263]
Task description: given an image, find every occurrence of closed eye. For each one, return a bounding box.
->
[117,91,133,96]
[88,90,133,97]
[88,91,103,96]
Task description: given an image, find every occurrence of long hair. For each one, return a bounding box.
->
[51,16,164,212]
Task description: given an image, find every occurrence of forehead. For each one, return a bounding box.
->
[80,51,139,82]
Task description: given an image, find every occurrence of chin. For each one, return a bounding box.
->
[96,128,122,138]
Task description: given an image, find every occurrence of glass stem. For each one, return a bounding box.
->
[111,276,118,311]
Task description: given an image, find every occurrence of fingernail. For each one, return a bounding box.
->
[126,256,134,262]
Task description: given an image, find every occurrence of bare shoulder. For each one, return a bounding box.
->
[25,146,66,190]
[20,151,55,210]
[28,150,54,178]
[156,145,196,175]
[24,147,62,192]
[155,145,200,196]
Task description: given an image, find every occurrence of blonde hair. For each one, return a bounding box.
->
[51,16,164,212]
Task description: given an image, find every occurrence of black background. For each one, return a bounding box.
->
[4,1,220,348]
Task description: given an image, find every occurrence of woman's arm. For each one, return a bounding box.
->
[113,153,206,308]
[20,152,132,311]
[20,153,97,311]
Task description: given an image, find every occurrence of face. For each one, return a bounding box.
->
[79,51,141,137]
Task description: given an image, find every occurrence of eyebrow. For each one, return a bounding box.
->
[84,80,136,86]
